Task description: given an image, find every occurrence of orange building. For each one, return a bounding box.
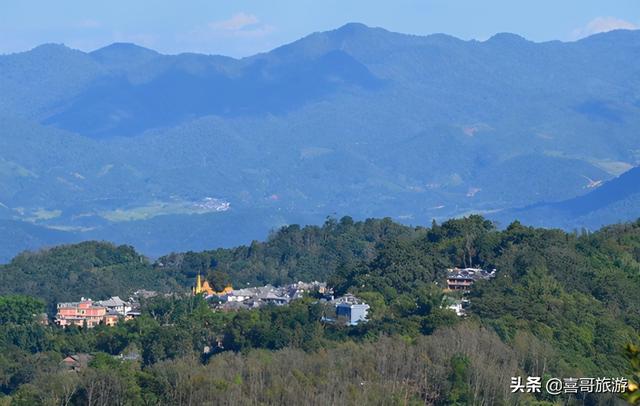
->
[103,311,120,326]
[56,298,108,328]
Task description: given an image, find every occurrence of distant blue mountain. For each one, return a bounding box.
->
[89,42,161,70]
[493,166,640,229]
[45,47,383,138]
[0,220,78,262]
[556,167,640,216]
[1,23,639,261]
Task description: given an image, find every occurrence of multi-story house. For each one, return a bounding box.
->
[445,268,496,291]
[55,296,136,328]
[55,298,107,328]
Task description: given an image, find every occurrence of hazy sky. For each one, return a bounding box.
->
[1,0,639,57]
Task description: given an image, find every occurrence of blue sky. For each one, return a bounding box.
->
[1,0,638,57]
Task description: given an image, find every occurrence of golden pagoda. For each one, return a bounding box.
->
[193,274,214,295]
[193,274,233,296]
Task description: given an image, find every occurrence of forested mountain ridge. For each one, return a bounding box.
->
[0,241,187,313]
[1,25,640,262]
[1,215,639,403]
[496,166,640,230]
[1,215,640,403]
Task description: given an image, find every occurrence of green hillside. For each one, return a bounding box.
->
[0,216,639,403]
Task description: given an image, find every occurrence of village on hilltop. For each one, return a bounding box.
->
[53,266,496,328]
[193,275,371,326]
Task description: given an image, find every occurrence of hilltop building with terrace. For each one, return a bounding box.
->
[445,267,496,292]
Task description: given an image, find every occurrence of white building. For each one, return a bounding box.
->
[96,297,132,315]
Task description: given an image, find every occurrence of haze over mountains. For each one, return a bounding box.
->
[1,23,639,261]
[496,166,640,230]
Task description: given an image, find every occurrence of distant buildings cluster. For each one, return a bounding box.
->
[193,276,370,325]
[55,295,143,328]
[52,265,496,329]
[194,277,329,310]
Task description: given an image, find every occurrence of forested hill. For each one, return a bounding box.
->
[0,241,186,312]
[1,216,640,403]
[155,216,417,287]
[0,217,414,307]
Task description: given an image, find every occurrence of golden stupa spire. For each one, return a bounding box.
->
[193,273,216,296]
[193,273,204,295]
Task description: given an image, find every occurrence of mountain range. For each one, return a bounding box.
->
[1,23,639,261]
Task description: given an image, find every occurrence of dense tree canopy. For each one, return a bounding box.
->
[0,216,639,404]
